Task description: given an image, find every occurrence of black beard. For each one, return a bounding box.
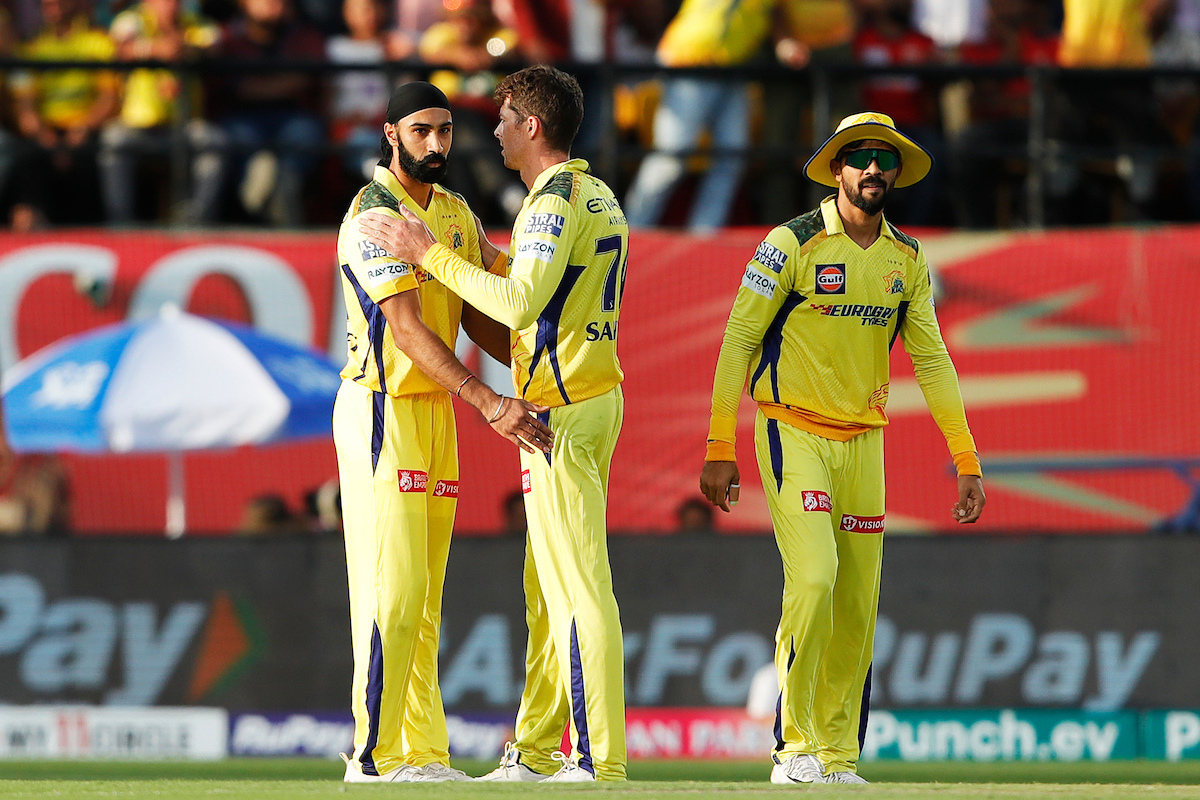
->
[397,146,448,184]
[848,178,889,216]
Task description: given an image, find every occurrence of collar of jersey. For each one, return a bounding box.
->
[372,164,445,219]
[819,195,899,243]
[529,158,590,195]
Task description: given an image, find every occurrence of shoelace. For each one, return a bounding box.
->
[550,751,576,773]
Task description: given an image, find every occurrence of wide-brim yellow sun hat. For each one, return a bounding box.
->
[803,111,933,189]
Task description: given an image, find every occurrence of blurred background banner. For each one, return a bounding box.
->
[0,535,1192,711]
[0,226,1197,536]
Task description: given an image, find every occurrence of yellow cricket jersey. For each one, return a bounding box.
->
[337,165,481,397]
[11,17,118,129]
[423,158,626,407]
[707,196,979,473]
[110,6,218,128]
[1059,0,1149,67]
[657,0,775,66]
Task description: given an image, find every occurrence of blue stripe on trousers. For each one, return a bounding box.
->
[569,619,594,775]
[370,390,386,474]
[773,639,796,756]
[767,418,784,492]
[360,622,384,774]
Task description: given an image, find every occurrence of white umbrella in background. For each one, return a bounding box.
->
[2,305,342,536]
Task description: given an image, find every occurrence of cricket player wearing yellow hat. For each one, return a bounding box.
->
[701,111,985,784]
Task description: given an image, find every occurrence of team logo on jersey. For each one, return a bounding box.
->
[840,513,885,533]
[815,264,846,294]
[446,224,464,250]
[884,270,905,294]
[521,469,532,494]
[433,479,459,498]
[524,212,564,236]
[753,241,788,274]
[397,470,429,493]
[802,490,832,513]
[742,265,777,299]
[359,239,390,261]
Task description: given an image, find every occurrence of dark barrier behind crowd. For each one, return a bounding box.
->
[0,59,1195,230]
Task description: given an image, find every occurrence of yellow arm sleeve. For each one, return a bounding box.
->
[899,252,980,476]
[422,195,573,330]
[707,227,795,461]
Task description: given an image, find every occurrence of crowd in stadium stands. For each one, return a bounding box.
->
[0,0,1196,230]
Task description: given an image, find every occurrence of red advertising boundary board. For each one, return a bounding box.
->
[2,226,1196,534]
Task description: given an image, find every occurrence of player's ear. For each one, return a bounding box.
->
[384,123,399,148]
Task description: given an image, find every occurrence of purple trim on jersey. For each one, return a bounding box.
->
[767,418,784,493]
[341,264,389,396]
[359,623,385,775]
[569,619,595,775]
[888,300,910,351]
[522,264,586,404]
[750,292,806,402]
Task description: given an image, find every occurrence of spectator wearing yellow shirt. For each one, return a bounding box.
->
[1050,0,1160,222]
[8,0,119,228]
[622,0,814,232]
[99,0,225,225]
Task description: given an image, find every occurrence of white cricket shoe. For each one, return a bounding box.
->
[770,753,826,784]
[825,771,868,784]
[340,753,425,783]
[478,742,547,782]
[543,751,596,782]
[418,763,472,781]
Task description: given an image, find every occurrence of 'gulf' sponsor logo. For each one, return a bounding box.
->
[802,490,832,512]
[433,480,459,498]
[397,470,428,493]
[840,513,885,533]
[521,470,532,494]
[815,264,846,294]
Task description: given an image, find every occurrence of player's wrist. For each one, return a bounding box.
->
[706,439,736,462]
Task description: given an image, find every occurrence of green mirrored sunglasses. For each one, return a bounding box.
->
[841,148,900,171]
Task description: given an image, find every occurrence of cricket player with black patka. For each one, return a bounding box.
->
[358,65,630,782]
[701,111,986,785]
[333,81,553,784]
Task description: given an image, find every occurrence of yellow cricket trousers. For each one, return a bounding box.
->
[755,412,884,774]
[333,381,458,776]
[510,385,627,780]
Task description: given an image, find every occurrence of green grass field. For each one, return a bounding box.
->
[4,759,1200,799]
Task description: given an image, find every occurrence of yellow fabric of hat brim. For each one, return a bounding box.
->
[803,119,932,189]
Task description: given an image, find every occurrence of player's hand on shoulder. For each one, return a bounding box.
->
[701,461,740,513]
[953,475,985,523]
[358,207,435,264]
